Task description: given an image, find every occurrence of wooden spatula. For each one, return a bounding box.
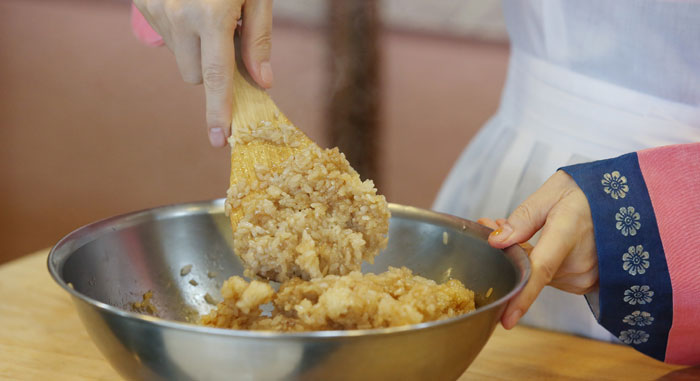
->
[227,37,316,231]
[226,37,389,283]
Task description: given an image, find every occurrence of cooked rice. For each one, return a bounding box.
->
[132,290,157,315]
[213,117,472,332]
[180,264,193,276]
[200,267,475,331]
[230,119,303,148]
[204,293,219,305]
[226,118,390,282]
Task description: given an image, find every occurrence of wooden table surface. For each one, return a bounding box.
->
[1,250,696,380]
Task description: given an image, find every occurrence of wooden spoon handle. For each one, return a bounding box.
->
[228,35,314,229]
[231,35,280,131]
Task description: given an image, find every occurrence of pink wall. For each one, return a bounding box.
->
[0,0,509,263]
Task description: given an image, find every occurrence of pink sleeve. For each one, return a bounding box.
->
[638,143,700,365]
[131,4,164,47]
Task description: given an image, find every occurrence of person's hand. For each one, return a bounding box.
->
[478,170,599,330]
[133,0,274,147]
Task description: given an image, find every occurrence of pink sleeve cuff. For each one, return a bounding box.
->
[638,143,700,365]
[131,4,164,47]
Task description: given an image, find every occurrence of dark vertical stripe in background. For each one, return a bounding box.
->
[327,0,382,185]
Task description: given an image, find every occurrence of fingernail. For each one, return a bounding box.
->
[260,61,273,88]
[504,309,522,329]
[489,222,513,242]
[209,128,225,147]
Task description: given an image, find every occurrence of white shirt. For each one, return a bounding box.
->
[434,0,700,340]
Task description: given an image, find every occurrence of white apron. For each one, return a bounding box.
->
[434,0,700,341]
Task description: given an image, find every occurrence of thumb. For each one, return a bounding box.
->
[488,171,570,248]
[241,0,274,89]
[476,217,499,230]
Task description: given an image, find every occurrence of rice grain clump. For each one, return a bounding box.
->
[229,119,301,148]
[226,119,390,282]
[200,267,475,331]
[131,290,157,315]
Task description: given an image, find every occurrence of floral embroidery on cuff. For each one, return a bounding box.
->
[623,311,654,327]
[623,285,654,305]
[615,206,641,236]
[622,245,650,276]
[602,171,629,199]
[619,329,650,345]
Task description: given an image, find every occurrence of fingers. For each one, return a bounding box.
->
[488,171,596,328]
[172,33,203,84]
[489,171,572,248]
[200,24,236,147]
[500,209,577,329]
[136,0,250,147]
[133,0,172,44]
[518,242,534,255]
[477,218,499,230]
[241,0,274,88]
[479,217,533,253]
[550,265,599,294]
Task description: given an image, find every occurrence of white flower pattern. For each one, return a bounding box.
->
[622,245,650,276]
[623,311,654,327]
[619,329,650,345]
[624,285,654,305]
[602,171,629,199]
[590,171,661,350]
[615,206,641,236]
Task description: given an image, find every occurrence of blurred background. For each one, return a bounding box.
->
[0,0,509,264]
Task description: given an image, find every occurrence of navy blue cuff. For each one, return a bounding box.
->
[560,153,673,362]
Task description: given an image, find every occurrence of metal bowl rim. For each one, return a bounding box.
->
[47,199,530,339]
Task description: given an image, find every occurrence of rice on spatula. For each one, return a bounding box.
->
[226,37,389,283]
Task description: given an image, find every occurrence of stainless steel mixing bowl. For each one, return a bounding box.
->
[48,200,529,381]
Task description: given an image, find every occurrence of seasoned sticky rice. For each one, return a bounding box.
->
[226,119,390,282]
[200,267,476,331]
[214,118,476,332]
